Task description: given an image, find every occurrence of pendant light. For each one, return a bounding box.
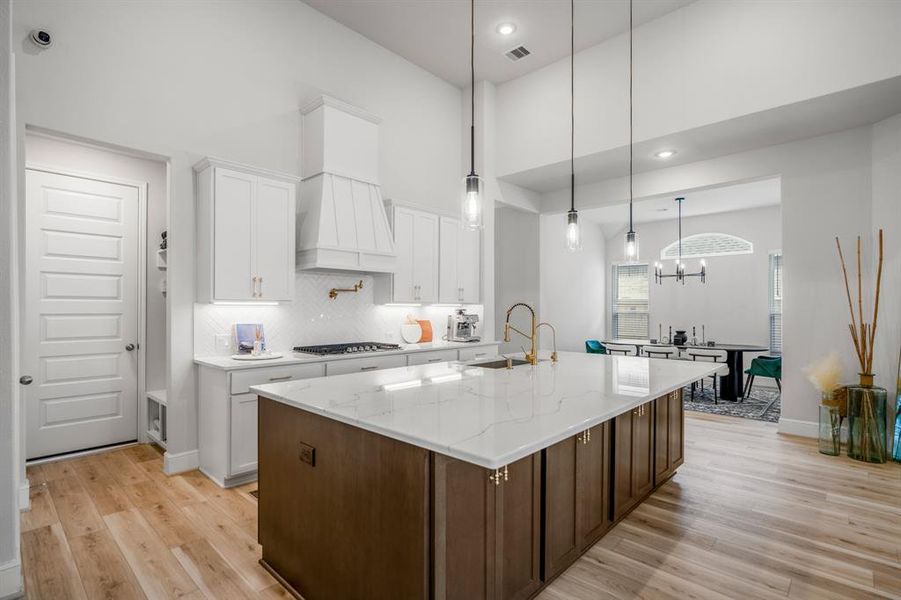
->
[462,0,483,230]
[565,0,581,252]
[623,0,639,261]
[654,197,707,284]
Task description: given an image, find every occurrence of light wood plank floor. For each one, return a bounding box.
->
[19,413,901,599]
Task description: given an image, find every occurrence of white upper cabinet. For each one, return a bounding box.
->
[375,202,439,304]
[439,216,480,304]
[195,158,298,303]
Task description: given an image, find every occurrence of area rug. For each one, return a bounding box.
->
[682,385,781,423]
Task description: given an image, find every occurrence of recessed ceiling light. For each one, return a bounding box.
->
[655,149,677,159]
[496,23,516,36]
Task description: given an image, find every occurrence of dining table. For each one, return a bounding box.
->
[601,339,770,401]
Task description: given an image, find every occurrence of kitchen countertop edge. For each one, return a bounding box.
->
[251,356,726,470]
[194,339,500,371]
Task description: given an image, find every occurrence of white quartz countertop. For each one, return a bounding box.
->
[250,351,725,469]
[194,340,499,371]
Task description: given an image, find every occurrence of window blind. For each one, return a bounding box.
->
[612,264,649,339]
[769,253,783,354]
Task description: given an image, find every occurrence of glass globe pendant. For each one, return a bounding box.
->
[461,173,482,229]
[624,230,639,261]
[461,0,483,230]
[565,209,582,252]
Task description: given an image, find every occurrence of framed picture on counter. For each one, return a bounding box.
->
[234,323,265,354]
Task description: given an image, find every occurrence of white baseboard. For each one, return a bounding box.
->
[163,449,199,474]
[18,479,29,512]
[778,418,818,438]
[0,560,23,600]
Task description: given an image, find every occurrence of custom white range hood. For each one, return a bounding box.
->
[297,95,396,273]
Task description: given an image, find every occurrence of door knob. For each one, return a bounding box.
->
[125,343,135,352]
[19,375,33,385]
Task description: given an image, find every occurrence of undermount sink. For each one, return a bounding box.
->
[471,358,532,369]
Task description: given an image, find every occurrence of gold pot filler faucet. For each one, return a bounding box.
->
[503,303,558,365]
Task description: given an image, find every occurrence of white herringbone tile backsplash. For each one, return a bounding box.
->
[194,272,484,356]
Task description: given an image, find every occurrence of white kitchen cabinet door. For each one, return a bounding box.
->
[214,168,256,300]
[230,394,258,476]
[412,211,439,303]
[196,158,299,303]
[439,217,460,303]
[439,217,480,304]
[254,177,295,301]
[458,225,480,303]
[391,206,416,302]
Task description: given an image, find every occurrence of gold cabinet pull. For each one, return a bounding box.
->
[489,465,509,486]
[252,276,258,297]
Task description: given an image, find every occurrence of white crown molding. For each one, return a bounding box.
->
[192,156,301,183]
[163,449,200,474]
[299,94,381,124]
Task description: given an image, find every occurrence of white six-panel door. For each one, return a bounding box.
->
[24,169,140,459]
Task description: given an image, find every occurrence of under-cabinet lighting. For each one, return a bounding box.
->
[212,301,279,306]
[429,373,463,384]
[382,303,422,307]
[381,379,423,392]
[654,149,677,159]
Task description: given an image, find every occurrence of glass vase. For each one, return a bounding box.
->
[893,389,901,463]
[847,375,887,464]
[818,393,841,456]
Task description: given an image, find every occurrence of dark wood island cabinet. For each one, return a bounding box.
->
[252,354,713,600]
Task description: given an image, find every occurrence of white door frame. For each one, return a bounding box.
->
[22,162,149,454]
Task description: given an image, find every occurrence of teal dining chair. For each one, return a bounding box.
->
[585,340,606,354]
[744,355,782,400]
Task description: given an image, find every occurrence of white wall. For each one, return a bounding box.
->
[25,133,168,392]
[539,213,606,352]
[194,272,484,356]
[607,206,782,355]
[538,126,876,435]
[870,113,901,434]
[0,0,21,596]
[495,207,540,354]
[495,0,901,177]
[14,0,463,467]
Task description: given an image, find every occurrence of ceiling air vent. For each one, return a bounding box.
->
[505,45,531,62]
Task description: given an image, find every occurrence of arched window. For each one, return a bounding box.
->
[660,232,753,260]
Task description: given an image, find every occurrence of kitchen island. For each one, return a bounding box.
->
[251,352,723,600]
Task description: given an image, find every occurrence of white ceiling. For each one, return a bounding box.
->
[501,75,901,193]
[581,178,781,238]
[301,0,693,87]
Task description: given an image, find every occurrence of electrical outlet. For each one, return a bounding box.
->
[215,333,231,351]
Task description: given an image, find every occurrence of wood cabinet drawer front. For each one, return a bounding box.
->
[457,345,498,362]
[407,349,458,366]
[326,354,407,376]
[230,363,325,394]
